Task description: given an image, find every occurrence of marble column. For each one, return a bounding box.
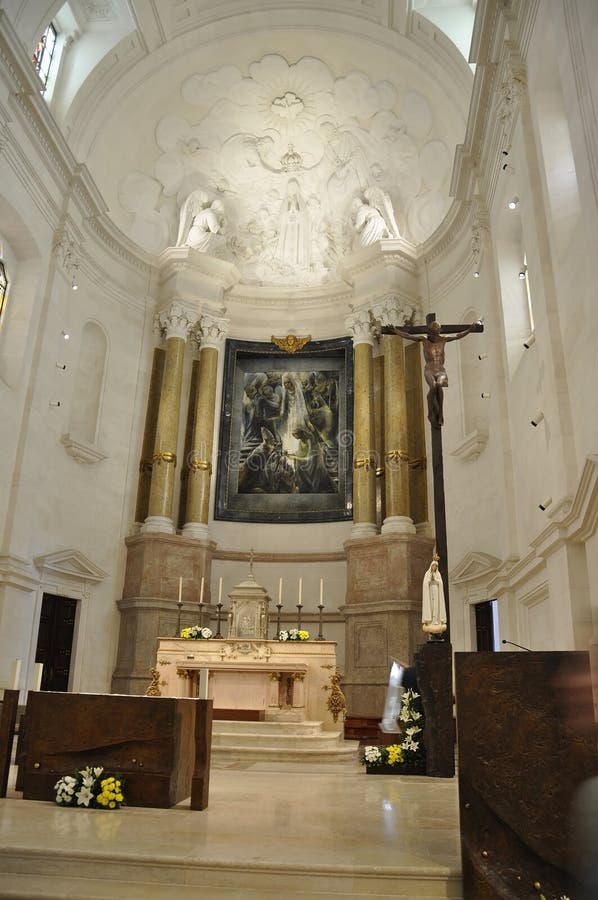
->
[346,310,377,538]
[143,302,196,534]
[382,334,415,534]
[134,347,165,524]
[183,312,228,539]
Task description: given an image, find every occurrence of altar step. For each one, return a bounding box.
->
[211,719,361,763]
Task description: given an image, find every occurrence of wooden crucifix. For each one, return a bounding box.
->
[380,312,484,641]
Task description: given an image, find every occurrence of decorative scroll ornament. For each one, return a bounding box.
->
[497,57,527,140]
[323,669,347,723]
[353,453,377,471]
[271,333,311,353]
[145,667,162,697]
[384,449,410,463]
[470,210,490,274]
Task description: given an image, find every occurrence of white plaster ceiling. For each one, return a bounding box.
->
[12,1,477,288]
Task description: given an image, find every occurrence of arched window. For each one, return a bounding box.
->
[32,23,57,87]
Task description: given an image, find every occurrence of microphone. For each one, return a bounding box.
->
[502,639,532,652]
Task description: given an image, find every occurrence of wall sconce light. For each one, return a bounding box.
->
[61,330,70,340]
[508,196,519,209]
[55,363,66,370]
[530,411,544,427]
[49,400,61,407]
[523,333,535,349]
[473,270,480,278]
[502,163,516,174]
[519,268,527,280]
[478,353,488,360]
[538,496,552,511]
[481,392,491,399]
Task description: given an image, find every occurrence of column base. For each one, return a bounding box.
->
[182,522,210,540]
[141,515,175,534]
[381,515,416,535]
[349,522,378,539]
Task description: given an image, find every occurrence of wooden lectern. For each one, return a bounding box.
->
[20,692,212,810]
[455,651,597,899]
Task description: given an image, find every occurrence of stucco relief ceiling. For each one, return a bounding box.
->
[117,52,456,287]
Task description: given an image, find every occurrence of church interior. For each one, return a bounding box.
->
[0,0,597,897]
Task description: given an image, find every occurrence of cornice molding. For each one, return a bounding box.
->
[33,549,108,583]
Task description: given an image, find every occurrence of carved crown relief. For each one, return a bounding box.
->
[118,54,451,286]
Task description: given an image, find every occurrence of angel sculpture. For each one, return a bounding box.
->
[176,190,225,252]
[363,186,401,239]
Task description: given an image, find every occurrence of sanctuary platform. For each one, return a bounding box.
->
[0,760,463,898]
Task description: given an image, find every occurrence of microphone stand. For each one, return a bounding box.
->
[502,639,532,652]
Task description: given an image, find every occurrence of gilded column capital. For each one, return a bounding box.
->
[155,301,197,341]
[345,308,375,346]
[198,311,229,351]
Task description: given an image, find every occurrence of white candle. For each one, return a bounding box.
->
[178,576,183,604]
[298,577,302,606]
[199,576,204,605]
[218,576,223,605]
[10,658,21,691]
[33,662,43,692]
[319,578,324,607]
[278,577,283,604]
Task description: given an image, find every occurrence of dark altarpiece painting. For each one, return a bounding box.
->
[215,338,353,523]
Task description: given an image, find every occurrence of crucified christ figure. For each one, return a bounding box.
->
[383,318,483,426]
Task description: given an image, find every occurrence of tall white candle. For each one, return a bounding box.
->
[298,577,302,606]
[319,577,324,607]
[10,658,21,691]
[178,576,183,604]
[278,577,283,604]
[33,662,43,692]
[199,576,204,605]
[218,576,223,605]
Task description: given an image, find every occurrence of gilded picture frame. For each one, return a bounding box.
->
[215,337,353,523]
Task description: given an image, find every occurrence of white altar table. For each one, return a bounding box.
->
[156,639,339,728]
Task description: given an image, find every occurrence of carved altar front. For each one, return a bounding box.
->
[156,638,340,728]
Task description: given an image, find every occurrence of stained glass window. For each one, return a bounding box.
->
[32,24,57,86]
[0,260,7,323]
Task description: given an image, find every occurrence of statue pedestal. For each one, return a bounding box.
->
[342,532,434,718]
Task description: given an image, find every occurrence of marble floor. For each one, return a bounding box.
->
[0,759,463,899]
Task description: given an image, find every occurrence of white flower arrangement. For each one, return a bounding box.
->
[278,629,309,641]
[54,766,125,809]
[181,625,213,639]
[397,689,425,766]
[360,687,425,771]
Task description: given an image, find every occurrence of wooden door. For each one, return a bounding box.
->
[35,593,77,691]
[474,600,495,651]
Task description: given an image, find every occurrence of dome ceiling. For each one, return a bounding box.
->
[54,3,475,289]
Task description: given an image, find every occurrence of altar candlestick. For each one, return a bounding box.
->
[178,577,182,604]
[319,578,324,607]
[199,576,204,605]
[278,577,283,604]
[298,577,302,606]
[218,576,223,605]
[11,658,21,690]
